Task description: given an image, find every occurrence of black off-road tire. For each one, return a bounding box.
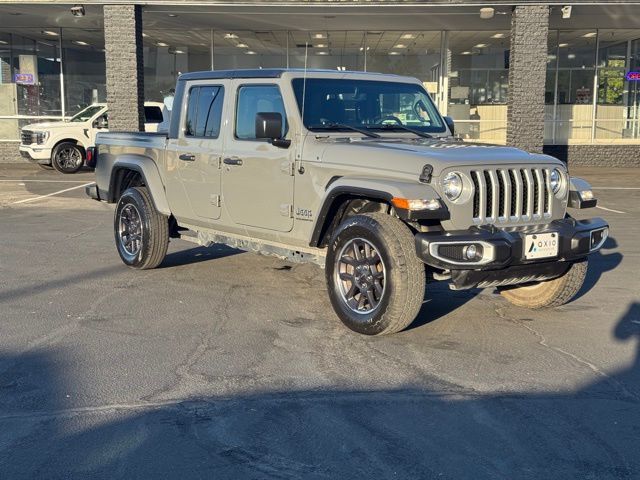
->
[326,212,426,335]
[499,259,588,309]
[114,187,169,269]
[51,142,84,174]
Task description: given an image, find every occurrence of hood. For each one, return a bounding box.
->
[22,120,83,130]
[317,137,562,178]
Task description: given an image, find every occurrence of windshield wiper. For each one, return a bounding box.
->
[308,122,380,138]
[366,124,433,139]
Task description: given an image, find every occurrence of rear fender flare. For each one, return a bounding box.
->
[109,155,171,215]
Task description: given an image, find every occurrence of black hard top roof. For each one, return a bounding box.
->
[178,68,401,82]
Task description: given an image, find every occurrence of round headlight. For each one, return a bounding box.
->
[550,168,563,195]
[442,172,463,201]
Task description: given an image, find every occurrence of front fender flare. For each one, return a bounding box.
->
[309,177,445,247]
[109,155,171,215]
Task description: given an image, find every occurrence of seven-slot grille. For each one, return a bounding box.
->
[21,130,34,145]
[470,168,552,224]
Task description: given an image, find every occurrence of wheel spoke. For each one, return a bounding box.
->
[340,255,357,266]
[345,283,357,299]
[365,288,377,309]
[357,294,366,310]
[339,272,354,282]
[367,253,380,265]
[373,280,384,296]
[352,241,362,261]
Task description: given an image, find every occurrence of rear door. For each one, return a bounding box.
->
[165,81,228,222]
[222,82,295,232]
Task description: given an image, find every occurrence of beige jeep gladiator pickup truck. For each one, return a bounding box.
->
[87,69,608,335]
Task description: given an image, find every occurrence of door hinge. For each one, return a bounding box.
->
[217,156,223,169]
[279,203,293,218]
[210,194,221,207]
[280,161,295,176]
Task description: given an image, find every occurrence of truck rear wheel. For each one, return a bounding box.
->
[114,187,169,269]
[326,212,426,335]
[51,142,84,174]
[499,259,588,309]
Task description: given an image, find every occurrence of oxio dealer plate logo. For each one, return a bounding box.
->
[524,232,559,260]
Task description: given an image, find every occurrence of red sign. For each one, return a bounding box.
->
[626,71,640,81]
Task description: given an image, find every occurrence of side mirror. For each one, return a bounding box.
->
[444,116,455,136]
[255,112,290,148]
[94,117,108,129]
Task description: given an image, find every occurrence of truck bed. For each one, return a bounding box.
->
[93,132,169,202]
[96,131,168,149]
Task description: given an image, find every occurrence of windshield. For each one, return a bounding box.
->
[292,78,446,134]
[70,105,104,122]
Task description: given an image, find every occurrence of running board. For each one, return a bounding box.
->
[178,228,326,267]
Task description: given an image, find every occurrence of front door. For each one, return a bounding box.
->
[165,81,228,222]
[222,82,295,232]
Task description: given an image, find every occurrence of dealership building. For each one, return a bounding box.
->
[1,0,639,165]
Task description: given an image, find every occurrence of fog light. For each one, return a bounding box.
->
[463,244,483,260]
[590,227,609,251]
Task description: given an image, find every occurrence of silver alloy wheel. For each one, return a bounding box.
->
[118,204,143,256]
[57,146,82,169]
[335,237,386,314]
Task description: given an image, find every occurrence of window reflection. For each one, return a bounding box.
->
[447,31,510,144]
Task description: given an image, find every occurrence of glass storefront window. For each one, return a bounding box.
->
[144,29,212,104]
[545,30,597,144]
[546,29,640,144]
[62,29,106,115]
[447,30,510,144]
[0,29,62,140]
[0,27,106,141]
[595,31,640,141]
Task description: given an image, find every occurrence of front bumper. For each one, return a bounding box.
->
[415,217,609,288]
[19,145,51,163]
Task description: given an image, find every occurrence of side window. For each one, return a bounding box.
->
[185,85,224,138]
[144,106,163,124]
[235,85,287,140]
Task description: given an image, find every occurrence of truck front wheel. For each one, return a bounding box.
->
[499,259,588,309]
[114,187,169,269]
[51,142,84,174]
[326,212,426,335]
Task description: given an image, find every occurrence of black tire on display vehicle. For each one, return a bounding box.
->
[326,212,426,335]
[114,186,169,270]
[51,142,84,174]
[499,259,588,309]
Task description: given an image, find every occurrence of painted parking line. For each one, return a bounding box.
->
[596,205,626,214]
[0,179,92,183]
[12,182,93,205]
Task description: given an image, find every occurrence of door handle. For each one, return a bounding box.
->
[223,157,243,166]
[179,153,196,161]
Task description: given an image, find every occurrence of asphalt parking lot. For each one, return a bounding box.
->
[0,162,638,479]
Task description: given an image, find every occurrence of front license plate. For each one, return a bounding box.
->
[524,232,559,260]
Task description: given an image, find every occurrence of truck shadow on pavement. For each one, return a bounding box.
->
[1,303,638,479]
[159,245,242,269]
[574,236,623,301]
